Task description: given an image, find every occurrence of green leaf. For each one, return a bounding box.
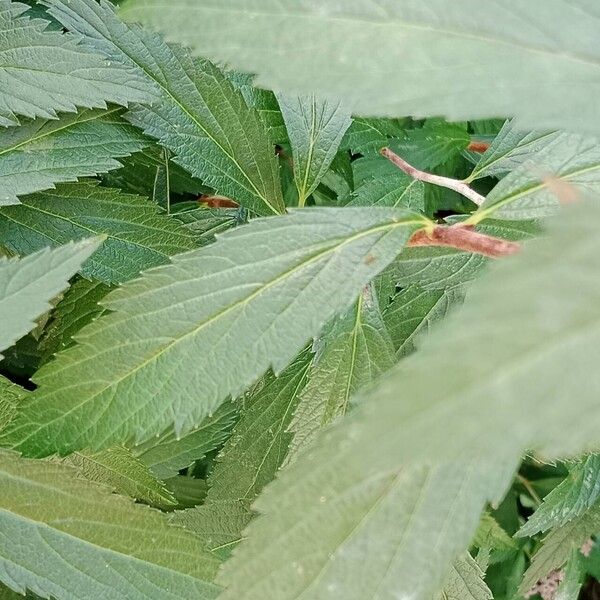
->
[0,450,219,599]
[0,376,26,433]
[0,0,149,127]
[225,71,287,145]
[173,500,252,559]
[520,505,600,594]
[340,117,406,155]
[218,200,600,599]
[467,121,558,181]
[45,0,285,216]
[518,455,600,537]
[38,278,111,365]
[277,94,351,206]
[2,207,427,456]
[434,554,492,600]
[165,476,207,509]
[209,350,311,503]
[345,174,425,212]
[0,182,197,284]
[219,460,514,600]
[0,107,148,205]
[472,513,518,561]
[133,400,238,480]
[118,0,600,136]
[390,219,540,290]
[383,285,464,357]
[62,446,177,509]
[288,285,395,459]
[388,120,470,171]
[472,131,600,222]
[103,143,206,200]
[0,239,102,357]
[171,205,242,246]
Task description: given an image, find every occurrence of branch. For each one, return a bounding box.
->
[409,225,520,258]
[380,147,486,206]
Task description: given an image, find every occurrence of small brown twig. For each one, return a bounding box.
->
[409,225,520,258]
[381,147,486,206]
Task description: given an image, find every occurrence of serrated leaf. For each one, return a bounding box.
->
[520,504,600,594]
[217,200,600,600]
[44,0,285,216]
[165,476,207,509]
[0,450,219,600]
[472,513,518,559]
[103,143,206,200]
[434,554,492,600]
[0,376,26,433]
[2,207,427,456]
[0,239,101,357]
[220,459,515,600]
[0,0,149,127]
[171,205,242,246]
[468,121,559,181]
[383,285,464,357]
[472,131,600,222]
[340,117,406,155]
[518,455,600,537]
[277,94,351,205]
[119,0,600,136]
[209,350,311,503]
[173,500,252,559]
[287,285,395,460]
[134,400,238,480]
[345,173,425,212]
[390,219,540,290]
[62,446,176,509]
[0,107,148,205]
[388,120,470,172]
[225,71,287,144]
[38,278,110,364]
[0,182,197,284]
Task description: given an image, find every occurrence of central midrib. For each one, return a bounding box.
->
[19,217,426,448]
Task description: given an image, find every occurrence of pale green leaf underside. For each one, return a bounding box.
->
[2,207,426,457]
[0,182,197,284]
[0,239,101,357]
[0,107,148,205]
[0,0,149,127]
[0,451,219,600]
[277,93,351,204]
[45,0,285,216]
[120,0,600,136]
[218,201,600,600]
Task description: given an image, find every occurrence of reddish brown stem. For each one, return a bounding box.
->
[467,140,491,153]
[381,147,486,206]
[409,225,520,258]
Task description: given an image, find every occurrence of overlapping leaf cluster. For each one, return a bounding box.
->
[1,1,600,599]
